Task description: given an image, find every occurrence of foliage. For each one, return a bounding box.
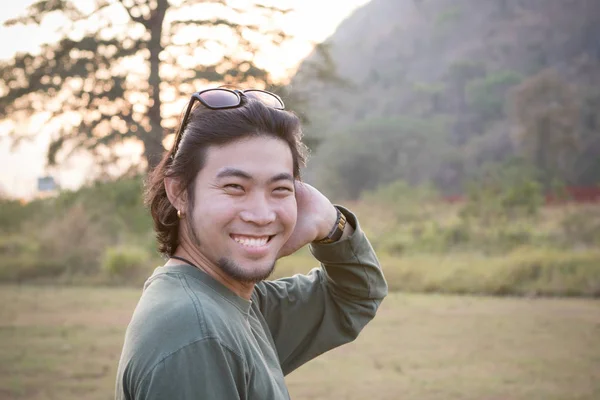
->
[1,176,600,298]
[293,0,600,197]
[0,203,107,281]
[312,116,448,199]
[272,247,600,297]
[379,249,600,297]
[0,0,320,170]
[0,176,153,282]
[510,69,581,187]
[0,235,63,281]
[361,180,439,222]
[410,81,446,116]
[0,198,30,233]
[466,70,522,122]
[434,5,462,28]
[559,206,600,248]
[461,159,544,223]
[102,245,149,280]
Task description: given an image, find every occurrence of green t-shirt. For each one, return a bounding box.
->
[115,207,387,399]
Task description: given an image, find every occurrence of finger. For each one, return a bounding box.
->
[294,180,307,196]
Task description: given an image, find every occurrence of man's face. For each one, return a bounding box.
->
[186,135,297,283]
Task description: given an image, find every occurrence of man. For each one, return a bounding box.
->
[115,88,387,399]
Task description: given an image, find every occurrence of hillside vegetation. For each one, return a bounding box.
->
[292,0,600,199]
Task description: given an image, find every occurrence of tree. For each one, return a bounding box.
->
[466,70,522,123]
[0,0,297,170]
[410,81,445,116]
[443,60,486,146]
[509,69,580,187]
[444,60,486,113]
[312,116,449,199]
[571,58,600,185]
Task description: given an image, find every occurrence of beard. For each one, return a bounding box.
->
[217,257,276,284]
[187,217,276,284]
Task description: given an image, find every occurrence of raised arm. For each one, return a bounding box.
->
[253,199,387,375]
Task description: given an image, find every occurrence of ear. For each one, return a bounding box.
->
[164,176,187,213]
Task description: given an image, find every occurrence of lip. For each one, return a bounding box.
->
[230,234,275,258]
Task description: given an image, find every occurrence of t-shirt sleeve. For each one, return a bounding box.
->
[252,206,388,375]
[132,338,248,400]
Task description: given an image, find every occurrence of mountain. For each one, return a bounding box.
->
[292,0,600,198]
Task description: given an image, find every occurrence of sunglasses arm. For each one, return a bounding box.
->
[173,96,200,155]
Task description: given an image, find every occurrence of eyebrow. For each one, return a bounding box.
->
[216,168,252,180]
[216,168,294,184]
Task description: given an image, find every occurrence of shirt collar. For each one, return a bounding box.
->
[150,264,252,314]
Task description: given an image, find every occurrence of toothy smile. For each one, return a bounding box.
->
[231,234,272,247]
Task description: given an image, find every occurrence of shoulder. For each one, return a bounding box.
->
[128,270,245,353]
[117,270,251,395]
[131,271,207,339]
[122,269,250,354]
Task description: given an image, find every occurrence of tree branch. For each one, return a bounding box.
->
[4,0,83,26]
[169,18,244,31]
[254,3,292,14]
[178,0,227,7]
[117,0,148,26]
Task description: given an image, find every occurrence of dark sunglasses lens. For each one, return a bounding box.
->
[199,89,240,108]
[244,90,284,109]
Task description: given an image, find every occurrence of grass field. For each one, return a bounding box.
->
[1,285,599,400]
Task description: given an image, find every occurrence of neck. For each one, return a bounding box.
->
[166,242,255,300]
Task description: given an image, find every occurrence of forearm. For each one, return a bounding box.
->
[310,206,387,302]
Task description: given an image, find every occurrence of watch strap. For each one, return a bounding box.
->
[314,207,347,244]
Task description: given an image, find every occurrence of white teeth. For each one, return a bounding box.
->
[233,236,269,247]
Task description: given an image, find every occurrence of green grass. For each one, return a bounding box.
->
[1,285,599,399]
[274,247,600,297]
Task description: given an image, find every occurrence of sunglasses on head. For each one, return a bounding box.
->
[171,88,285,156]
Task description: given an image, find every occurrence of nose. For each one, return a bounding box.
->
[239,193,276,226]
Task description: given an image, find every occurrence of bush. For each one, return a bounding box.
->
[461,160,544,223]
[560,207,600,247]
[0,177,153,284]
[0,199,30,233]
[379,249,600,297]
[32,203,108,275]
[274,247,600,297]
[0,253,66,282]
[362,180,439,223]
[101,245,149,280]
[0,235,38,255]
[498,249,600,296]
[2,174,598,296]
[440,222,471,246]
[0,202,108,282]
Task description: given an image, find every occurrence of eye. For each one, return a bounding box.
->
[273,186,294,195]
[224,183,245,193]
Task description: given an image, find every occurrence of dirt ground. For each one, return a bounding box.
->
[1,285,599,400]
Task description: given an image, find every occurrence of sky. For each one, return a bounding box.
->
[0,0,371,199]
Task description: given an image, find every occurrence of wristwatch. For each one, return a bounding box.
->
[314,207,347,244]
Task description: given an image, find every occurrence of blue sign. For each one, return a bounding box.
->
[37,176,57,192]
